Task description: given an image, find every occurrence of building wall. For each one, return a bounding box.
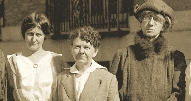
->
[1,0,191,65]
[4,0,46,26]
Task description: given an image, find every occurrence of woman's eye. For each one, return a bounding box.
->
[75,46,80,49]
[84,46,90,49]
[27,33,34,36]
[36,33,42,37]
[153,17,159,21]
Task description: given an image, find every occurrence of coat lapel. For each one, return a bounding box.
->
[80,69,102,100]
[62,73,77,101]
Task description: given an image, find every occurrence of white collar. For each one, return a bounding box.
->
[70,59,106,74]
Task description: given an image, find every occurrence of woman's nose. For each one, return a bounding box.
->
[32,35,37,42]
[148,17,155,25]
[79,47,85,54]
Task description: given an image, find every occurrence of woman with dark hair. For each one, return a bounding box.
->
[109,0,187,101]
[6,12,66,101]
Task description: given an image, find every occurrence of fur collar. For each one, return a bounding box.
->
[133,30,167,60]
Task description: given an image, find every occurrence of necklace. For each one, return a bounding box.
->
[33,64,38,68]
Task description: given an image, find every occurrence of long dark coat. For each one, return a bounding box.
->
[109,31,187,101]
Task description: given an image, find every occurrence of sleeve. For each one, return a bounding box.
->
[52,72,69,101]
[109,49,122,75]
[167,50,187,101]
[185,63,191,101]
[0,51,7,100]
[108,75,120,101]
[52,75,58,101]
[6,55,17,101]
[109,48,127,90]
[52,53,70,75]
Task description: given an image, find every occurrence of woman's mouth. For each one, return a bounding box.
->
[146,29,154,32]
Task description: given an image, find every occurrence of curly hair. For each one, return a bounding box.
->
[21,12,50,39]
[68,26,101,49]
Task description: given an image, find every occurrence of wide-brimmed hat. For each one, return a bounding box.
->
[134,0,175,25]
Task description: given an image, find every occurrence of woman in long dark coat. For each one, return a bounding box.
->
[109,0,187,101]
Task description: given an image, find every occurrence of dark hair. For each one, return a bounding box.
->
[68,26,101,49]
[21,12,50,39]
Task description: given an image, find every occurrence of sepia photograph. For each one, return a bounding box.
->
[0,0,191,100]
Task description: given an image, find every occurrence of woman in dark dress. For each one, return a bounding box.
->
[110,0,187,101]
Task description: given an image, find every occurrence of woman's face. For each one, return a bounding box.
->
[140,12,165,38]
[25,27,45,52]
[70,38,98,66]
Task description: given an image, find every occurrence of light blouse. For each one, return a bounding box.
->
[70,59,106,99]
[8,51,57,101]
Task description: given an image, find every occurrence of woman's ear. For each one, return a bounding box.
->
[93,48,98,57]
[161,28,164,32]
[70,46,73,54]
